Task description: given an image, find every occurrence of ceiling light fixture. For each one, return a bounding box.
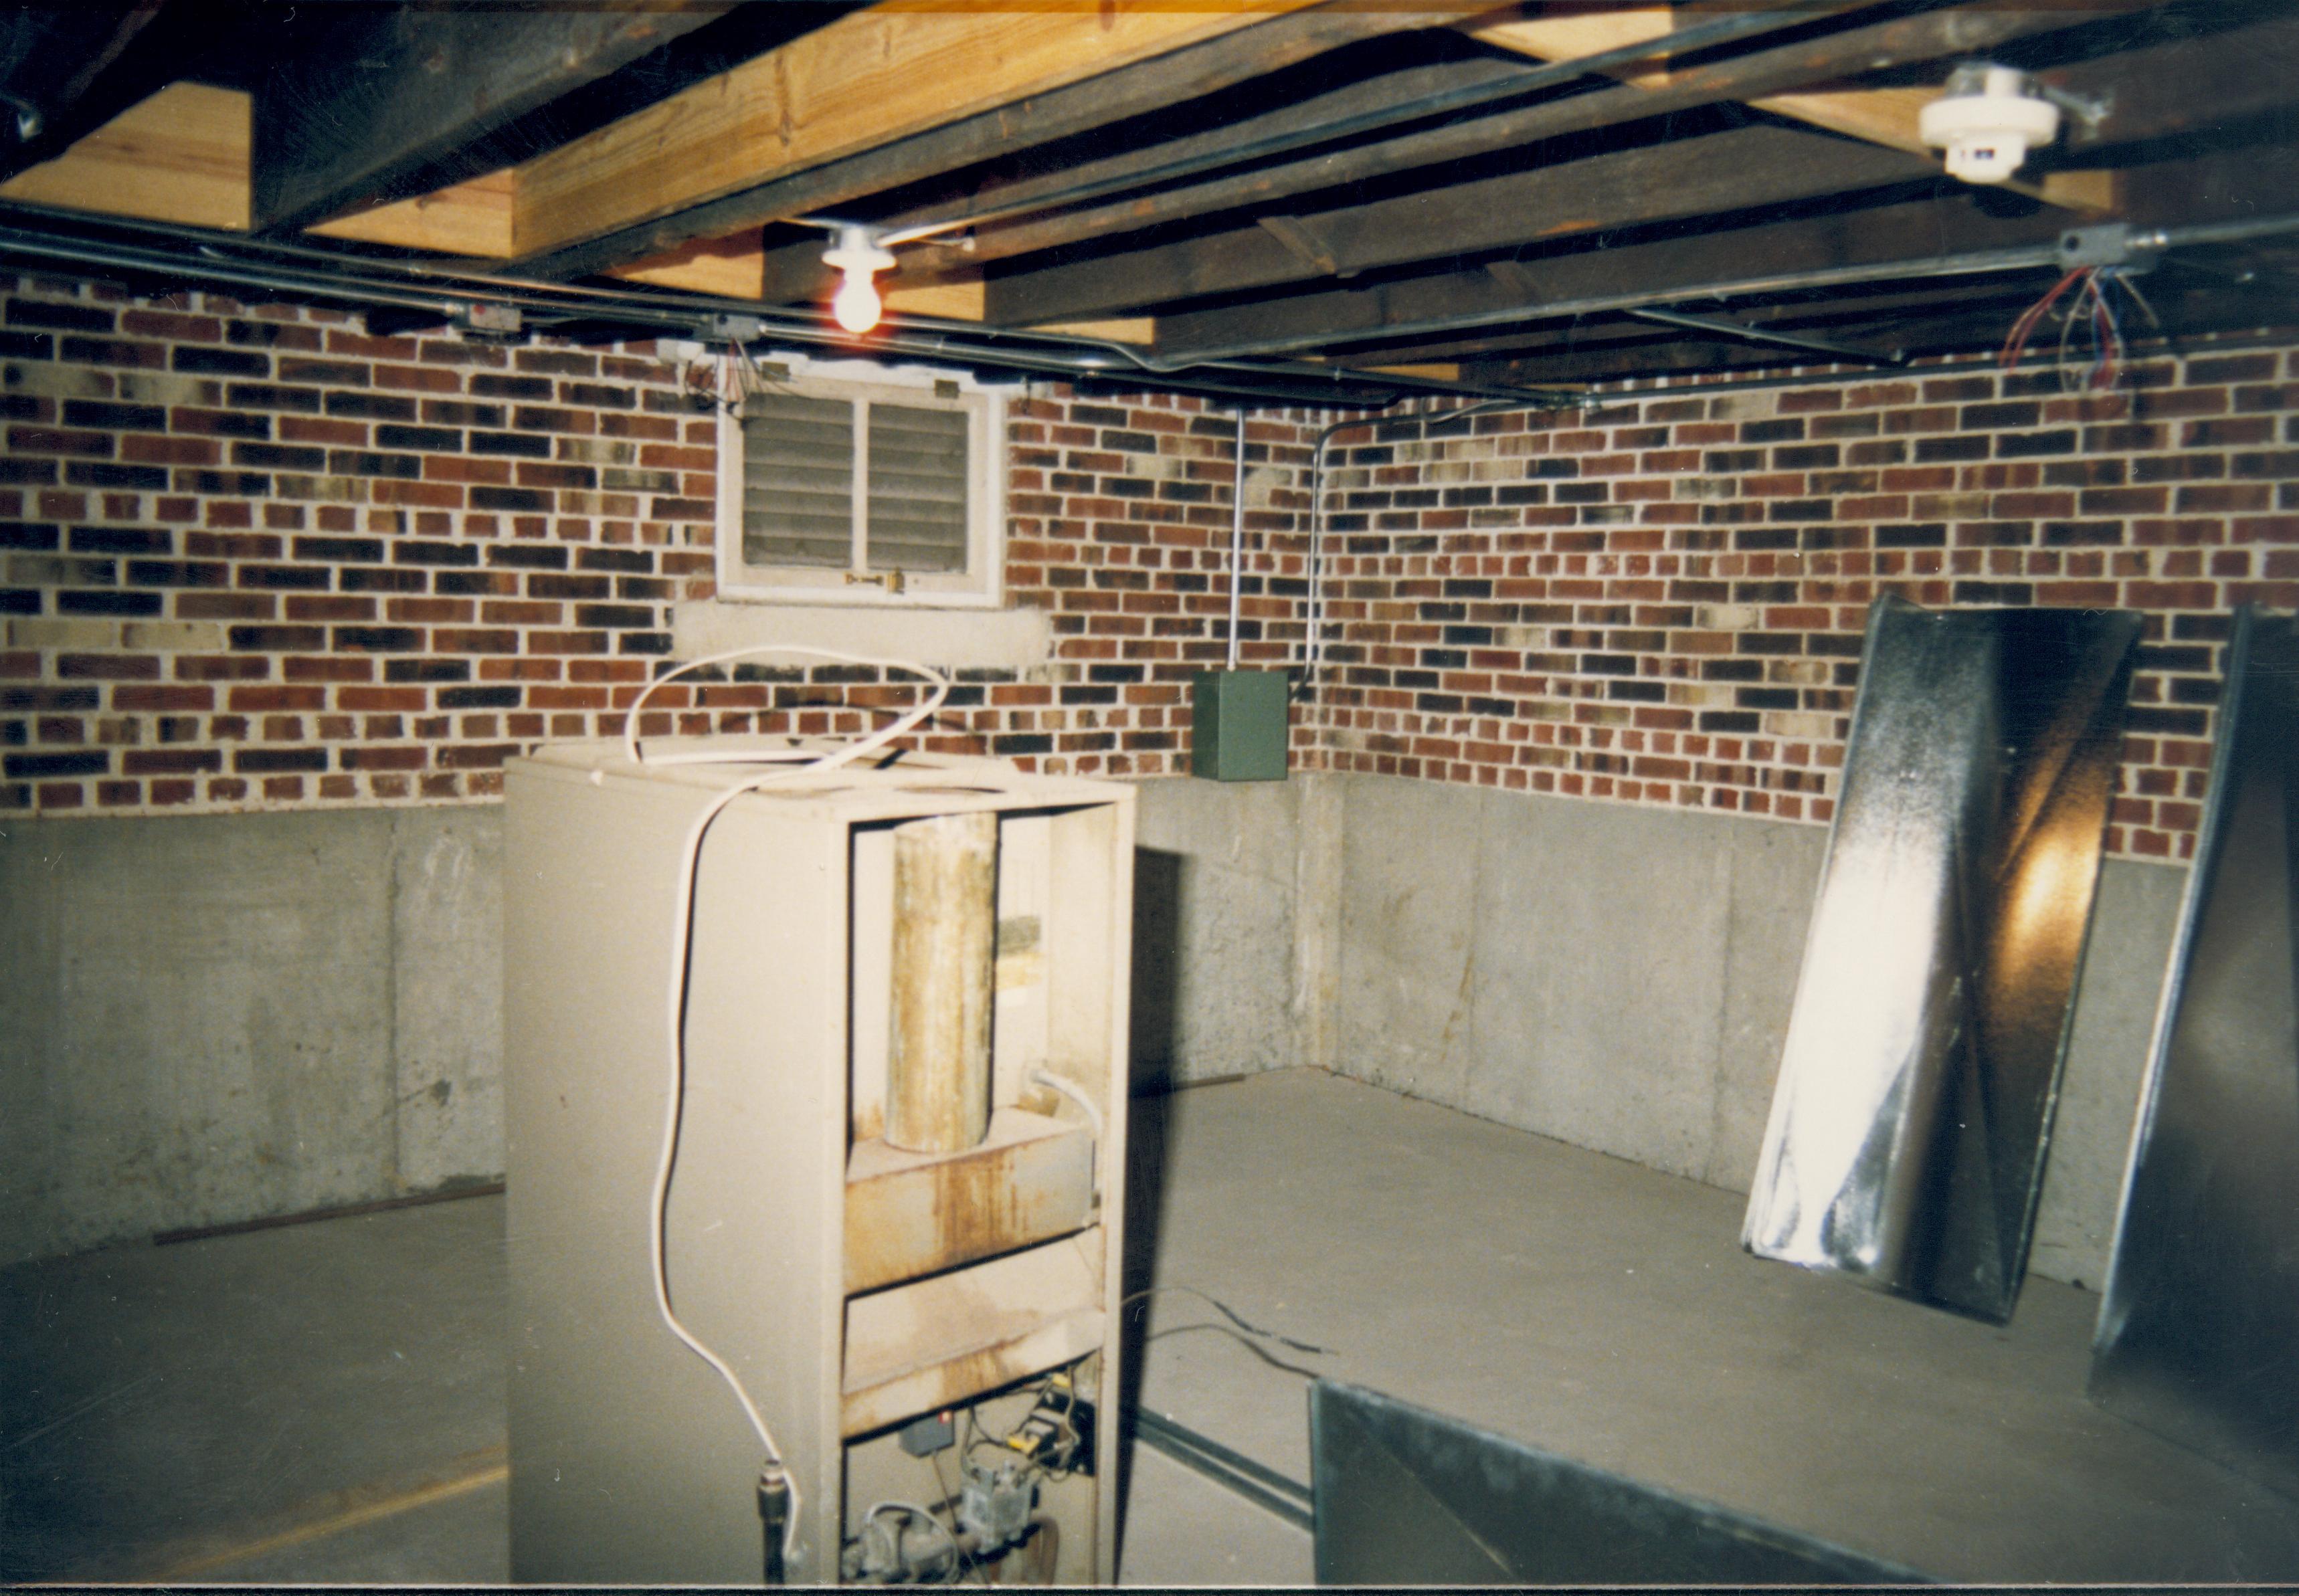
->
[822,225,897,334]
[1918,63,2061,185]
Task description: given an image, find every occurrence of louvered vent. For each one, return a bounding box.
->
[741,391,853,569]
[740,393,970,575]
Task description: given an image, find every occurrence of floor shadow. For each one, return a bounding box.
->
[1113,845,1183,1575]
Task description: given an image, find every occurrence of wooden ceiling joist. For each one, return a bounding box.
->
[509,3,1460,285]
[1465,0,2140,213]
[984,122,1933,328]
[250,5,723,233]
[1151,194,2079,364]
[504,0,1330,266]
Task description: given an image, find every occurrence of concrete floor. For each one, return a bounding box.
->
[8,1068,2298,1584]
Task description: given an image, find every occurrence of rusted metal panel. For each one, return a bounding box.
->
[844,1107,1093,1294]
[841,1231,1105,1437]
[887,811,998,1153]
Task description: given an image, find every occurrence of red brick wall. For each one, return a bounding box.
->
[6,272,2294,863]
[0,276,1318,811]
[1308,351,2299,862]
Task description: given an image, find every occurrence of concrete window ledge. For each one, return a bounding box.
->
[670,600,1052,674]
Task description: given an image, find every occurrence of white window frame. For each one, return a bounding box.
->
[714,357,1007,609]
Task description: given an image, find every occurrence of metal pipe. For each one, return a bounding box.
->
[1227,409,1246,673]
[0,208,1565,407]
[1162,211,2299,367]
[1627,306,1907,366]
[886,811,998,1155]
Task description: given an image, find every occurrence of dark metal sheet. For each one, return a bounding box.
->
[1306,1380,1926,1585]
[2090,606,2299,1497]
[1742,595,2142,1322]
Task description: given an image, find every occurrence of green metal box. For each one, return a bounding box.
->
[1191,669,1289,782]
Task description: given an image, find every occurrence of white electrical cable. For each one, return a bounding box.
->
[1028,1068,1103,1143]
[638,643,953,1570]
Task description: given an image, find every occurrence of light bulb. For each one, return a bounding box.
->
[832,271,883,334]
[822,225,897,336]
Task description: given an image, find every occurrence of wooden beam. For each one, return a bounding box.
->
[0,80,248,231]
[308,170,515,258]
[1469,2,2122,211]
[1152,192,2076,363]
[604,229,767,299]
[509,3,1456,282]
[250,5,722,233]
[984,122,1934,327]
[1467,5,1675,86]
[945,1,2141,272]
[509,0,1329,264]
[792,52,1537,285]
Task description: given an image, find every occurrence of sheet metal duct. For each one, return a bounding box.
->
[2089,607,2299,1496]
[1742,596,2141,1322]
[1307,1380,1924,1584]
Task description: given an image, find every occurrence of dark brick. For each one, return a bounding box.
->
[1995,429,2077,459]
[7,299,114,332]
[234,747,329,773]
[62,400,165,431]
[334,625,424,651]
[392,540,478,567]
[326,391,420,421]
[293,536,385,563]
[439,686,521,710]
[485,543,569,569]
[470,429,551,458]
[576,546,652,573]
[0,686,98,710]
[341,566,427,593]
[57,589,162,616]
[224,383,323,413]
[124,560,227,587]
[376,424,461,452]
[234,442,327,471]
[385,658,470,682]
[169,470,270,496]
[575,603,656,629]
[470,375,553,400]
[561,383,633,410]
[229,625,327,650]
[0,522,58,550]
[0,330,54,359]
[422,401,504,428]
[327,450,425,480]
[471,486,551,512]
[68,463,169,490]
[4,751,108,778]
[68,525,170,555]
[238,565,330,589]
[173,346,270,377]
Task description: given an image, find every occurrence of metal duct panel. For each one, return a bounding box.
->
[1307,1380,1925,1585]
[2089,606,2299,1496]
[1742,595,2142,1322]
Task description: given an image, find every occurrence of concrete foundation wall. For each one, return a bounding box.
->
[1129,773,1340,1089]
[1,807,502,1265]
[1319,774,2183,1292]
[5,769,2180,1290]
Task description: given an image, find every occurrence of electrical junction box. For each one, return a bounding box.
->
[1192,669,1289,782]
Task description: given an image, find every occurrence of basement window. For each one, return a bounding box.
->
[715,361,1004,608]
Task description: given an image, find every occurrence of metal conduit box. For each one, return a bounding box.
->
[1191,668,1289,781]
[502,739,1133,1585]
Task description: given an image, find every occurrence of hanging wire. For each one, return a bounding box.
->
[1999,266,2162,393]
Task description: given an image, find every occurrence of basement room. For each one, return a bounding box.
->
[5,0,2298,1585]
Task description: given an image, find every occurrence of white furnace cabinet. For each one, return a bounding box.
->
[502,740,1135,1585]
